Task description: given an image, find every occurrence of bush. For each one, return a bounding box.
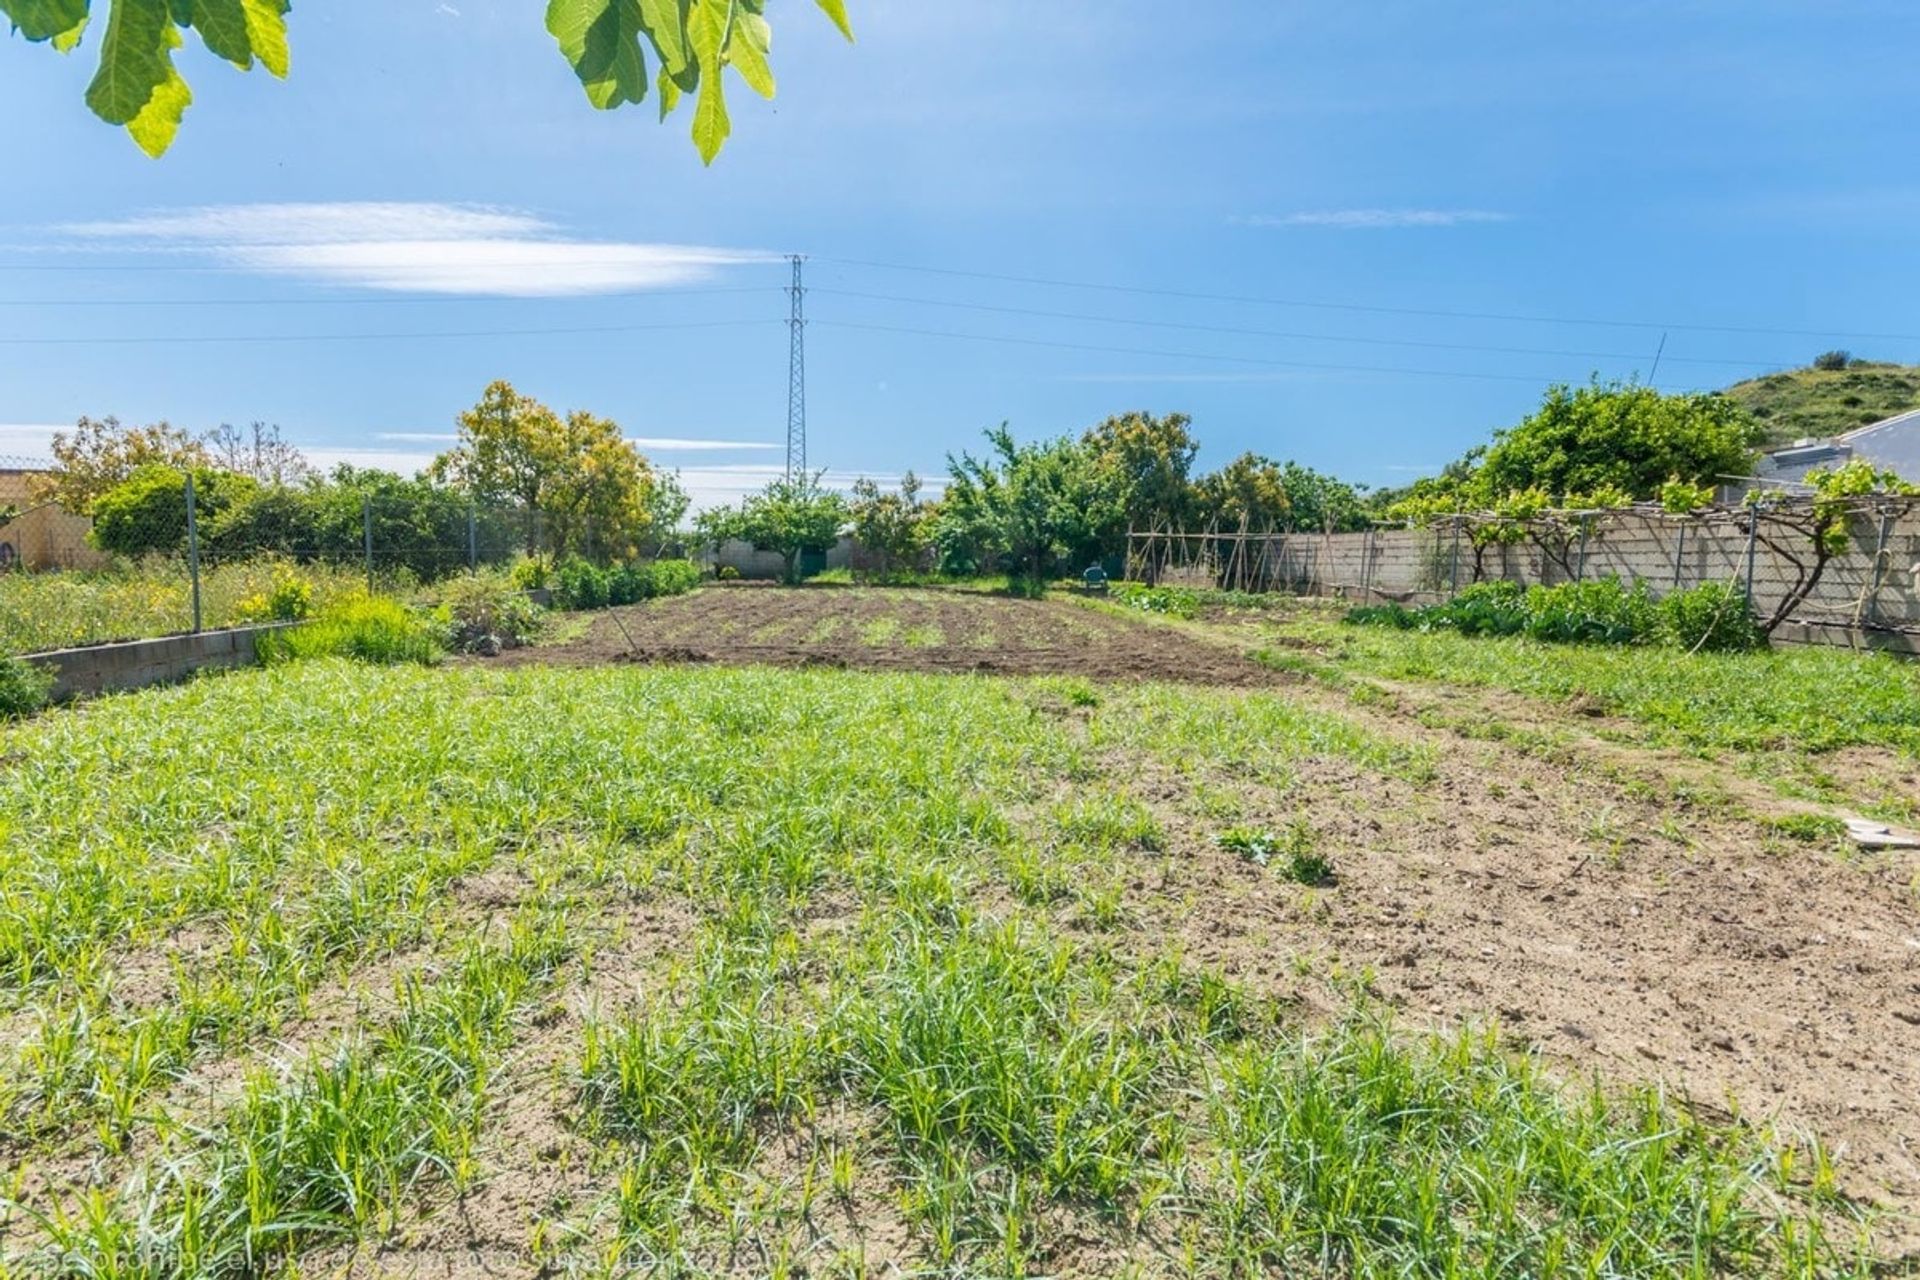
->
[508,556,552,592]
[0,655,54,718]
[650,559,701,597]
[256,597,441,666]
[557,557,701,609]
[716,565,740,581]
[432,571,545,654]
[1812,350,1853,372]
[234,564,314,623]
[91,465,257,557]
[1657,580,1763,653]
[554,558,611,610]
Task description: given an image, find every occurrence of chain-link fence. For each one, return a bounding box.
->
[1127,497,1920,642]
[0,466,634,655]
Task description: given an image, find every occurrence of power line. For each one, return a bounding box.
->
[0,318,778,347]
[810,287,1780,369]
[812,255,1920,344]
[810,319,1686,387]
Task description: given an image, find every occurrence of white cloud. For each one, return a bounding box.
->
[52,202,776,297]
[1236,209,1512,230]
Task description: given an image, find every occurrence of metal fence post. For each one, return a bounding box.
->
[1361,526,1376,600]
[1742,504,1761,614]
[363,494,375,595]
[1672,521,1686,591]
[1574,515,1590,582]
[184,471,203,634]
[467,502,478,572]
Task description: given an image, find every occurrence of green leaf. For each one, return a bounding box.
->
[183,0,252,67]
[85,0,174,125]
[655,60,680,121]
[813,0,851,41]
[240,0,287,76]
[126,56,190,156]
[1,0,90,45]
[726,1,772,100]
[547,0,648,110]
[637,0,686,79]
[687,0,729,163]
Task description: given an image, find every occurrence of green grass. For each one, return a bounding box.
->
[256,596,443,665]
[0,660,1881,1276]
[0,558,379,655]
[1274,616,1920,754]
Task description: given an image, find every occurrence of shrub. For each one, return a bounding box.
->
[90,465,257,557]
[508,557,552,592]
[257,597,441,666]
[650,559,701,597]
[556,558,701,609]
[0,655,54,718]
[432,571,545,653]
[234,564,314,623]
[716,565,740,581]
[554,558,610,610]
[1657,580,1763,653]
[1812,350,1853,372]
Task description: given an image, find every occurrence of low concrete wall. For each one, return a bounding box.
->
[24,623,296,699]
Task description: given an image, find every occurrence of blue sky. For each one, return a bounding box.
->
[4,1,1919,507]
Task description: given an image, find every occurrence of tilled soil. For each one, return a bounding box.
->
[487,584,1282,685]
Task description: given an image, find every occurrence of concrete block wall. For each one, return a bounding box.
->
[1147,504,1920,644]
[25,623,295,700]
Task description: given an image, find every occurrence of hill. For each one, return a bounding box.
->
[1723,359,1920,447]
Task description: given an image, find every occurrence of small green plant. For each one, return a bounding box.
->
[235,564,315,623]
[1216,821,1334,885]
[1766,813,1847,843]
[508,556,553,592]
[716,565,741,581]
[0,654,54,717]
[257,597,442,666]
[1113,583,1202,619]
[1348,576,1761,654]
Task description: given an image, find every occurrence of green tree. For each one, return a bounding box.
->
[432,381,659,560]
[937,426,1110,580]
[89,464,257,557]
[34,415,211,514]
[698,473,847,584]
[1080,411,1198,541]
[848,472,930,581]
[1475,380,1759,504]
[2,0,852,160]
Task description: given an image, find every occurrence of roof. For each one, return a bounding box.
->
[1836,407,1920,479]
